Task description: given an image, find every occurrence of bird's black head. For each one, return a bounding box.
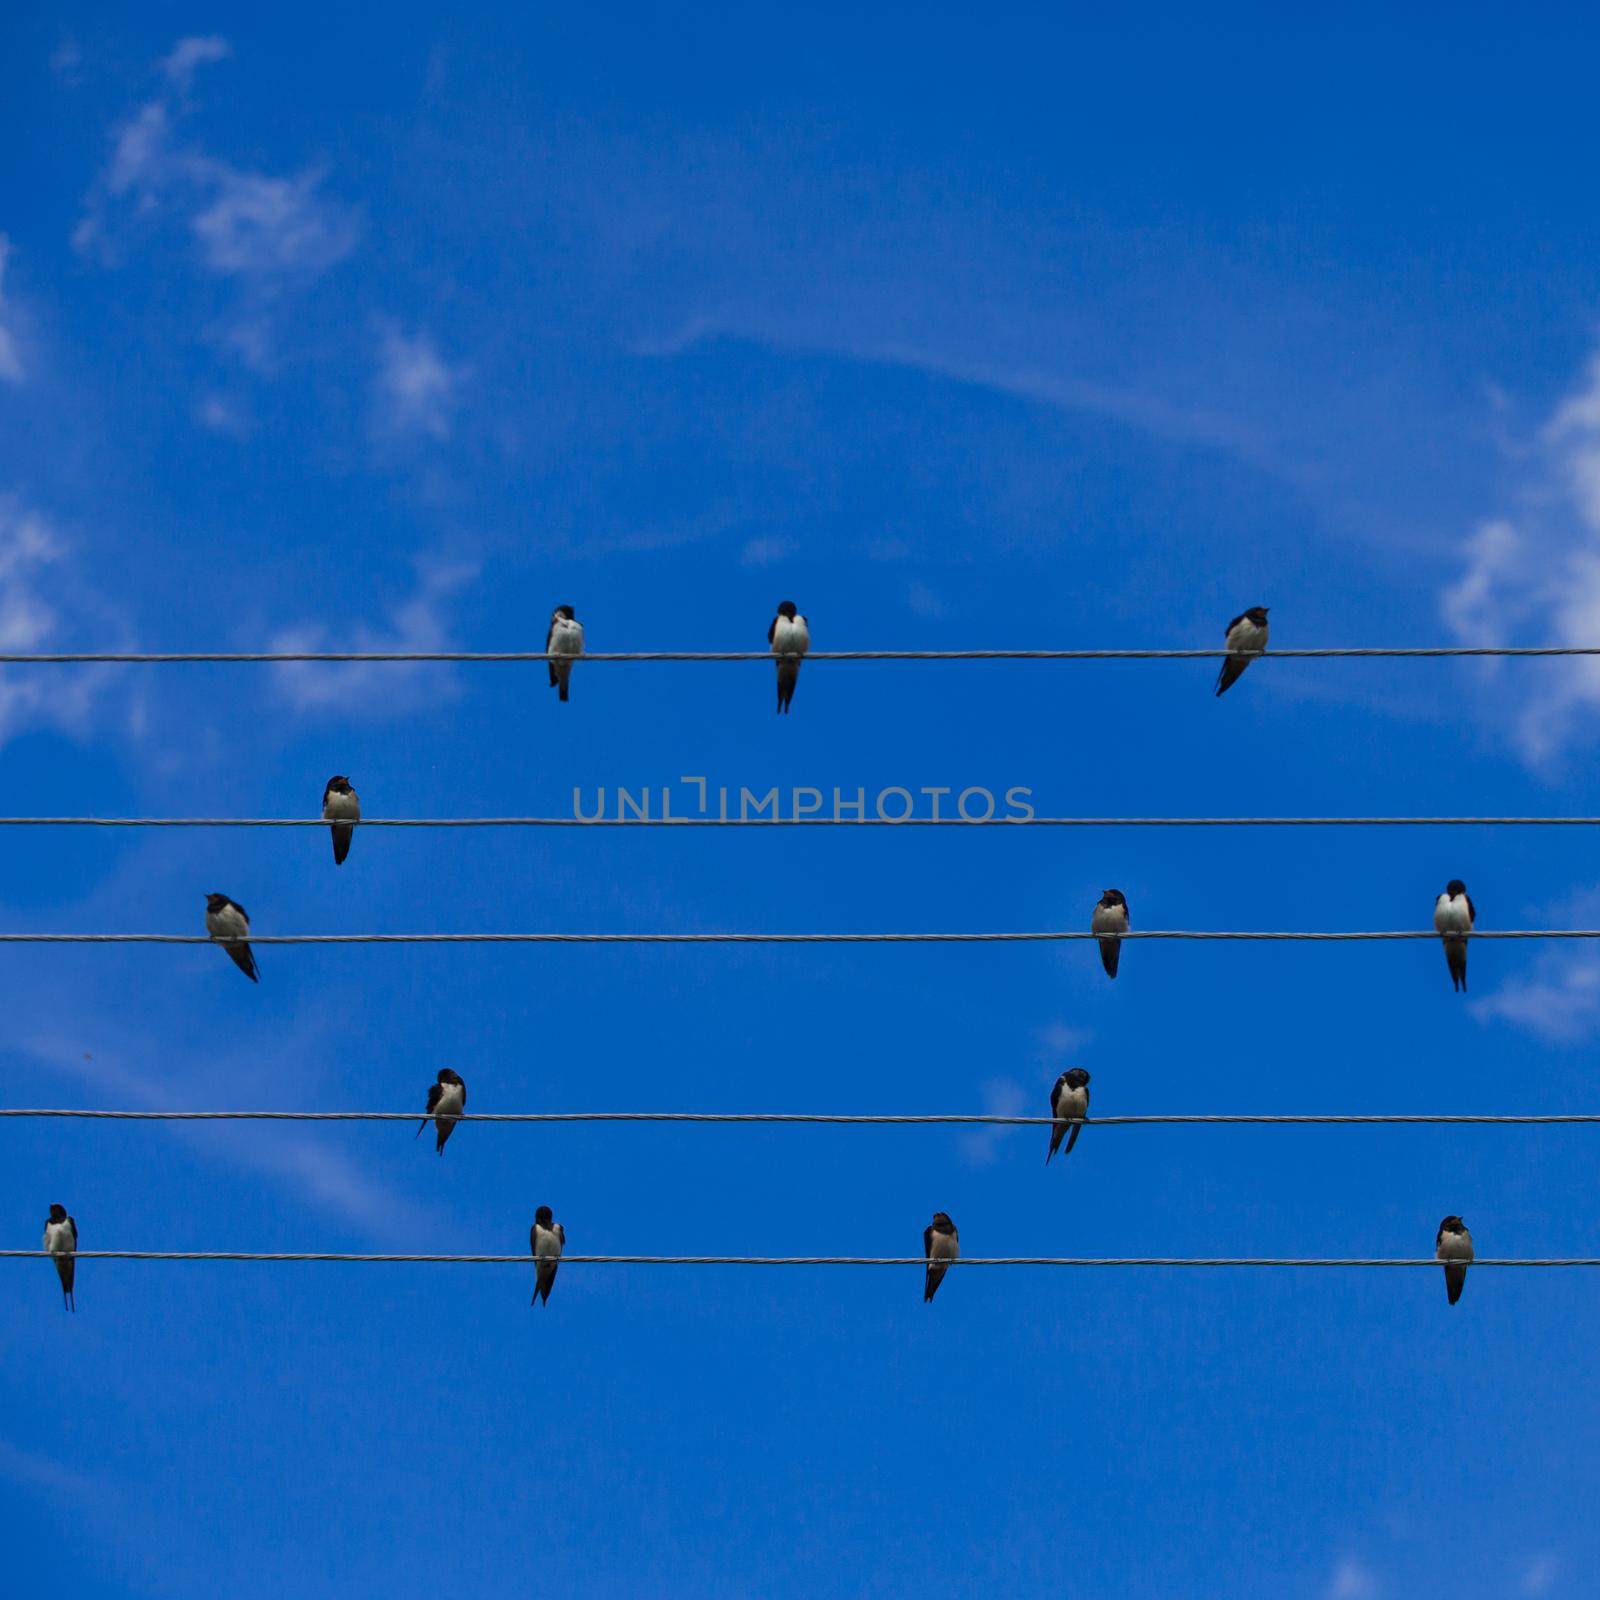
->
[1064,1067,1091,1089]
[205,892,230,912]
[930,1210,955,1230]
[1099,888,1126,907]
[776,600,798,620]
[47,1203,67,1223]
[326,775,352,794]
[1245,606,1269,623]
[1439,1214,1465,1232]
[437,1068,463,1086]
[1445,879,1468,898]
[554,604,576,621]
[535,1205,554,1226]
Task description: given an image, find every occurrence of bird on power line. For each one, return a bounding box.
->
[1047,1068,1091,1164]
[322,775,360,866]
[546,605,584,703]
[1436,1215,1474,1305]
[204,893,258,983]
[768,600,810,713]
[923,1211,959,1302]
[1215,606,1270,696]
[417,1069,467,1155]
[1433,880,1476,993]
[531,1206,565,1305]
[1091,889,1129,979]
[42,1203,77,1311]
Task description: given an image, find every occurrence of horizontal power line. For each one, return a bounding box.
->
[4,1252,1597,1267]
[1,815,1597,829]
[5,1109,1600,1126]
[4,646,1600,664]
[0,930,1596,944]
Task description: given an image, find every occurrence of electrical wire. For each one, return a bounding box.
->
[0,930,1596,944]
[0,815,1595,828]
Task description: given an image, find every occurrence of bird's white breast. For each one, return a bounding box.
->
[929,1232,959,1262]
[434,1082,465,1118]
[771,617,809,654]
[1433,897,1472,933]
[324,791,360,821]
[206,906,248,938]
[1091,904,1128,935]
[1437,1232,1474,1262]
[534,1225,563,1258]
[1055,1085,1089,1120]
[43,1222,74,1254]
[551,620,584,656]
[1226,619,1268,653]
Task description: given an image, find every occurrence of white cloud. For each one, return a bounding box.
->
[0,234,24,384]
[162,35,231,93]
[1521,1554,1560,1595]
[1441,345,1600,761]
[77,40,359,367]
[1471,885,1600,1041]
[740,535,791,567]
[1324,1557,1380,1600]
[373,326,465,441]
[269,556,479,715]
[906,580,946,618]
[959,1076,1029,1167]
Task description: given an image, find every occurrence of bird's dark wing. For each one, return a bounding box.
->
[555,1224,565,1247]
[322,781,334,807]
[1435,1224,1445,1249]
[544,617,556,652]
[230,899,249,921]
[68,1218,78,1246]
[1467,896,1477,923]
[923,1225,934,1256]
[459,1081,467,1109]
[767,616,777,645]
[1225,610,1249,634]
[530,1225,538,1255]
[425,1082,443,1114]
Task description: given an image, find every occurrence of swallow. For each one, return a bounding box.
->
[1091,889,1129,979]
[1436,1214,1474,1305]
[1433,880,1476,993]
[416,1068,467,1154]
[43,1204,77,1312]
[768,600,810,714]
[531,1205,565,1305]
[1047,1067,1092,1164]
[1215,606,1269,696]
[546,605,584,703]
[204,892,258,982]
[923,1210,959,1303]
[322,775,360,866]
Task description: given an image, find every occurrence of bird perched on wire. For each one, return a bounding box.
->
[768,600,810,713]
[1433,880,1476,993]
[322,775,360,866]
[1215,606,1269,696]
[923,1211,959,1303]
[1091,889,1129,979]
[1047,1068,1091,1164]
[1436,1215,1474,1305]
[546,605,584,703]
[531,1206,565,1305]
[204,892,258,983]
[417,1068,467,1155]
[42,1203,77,1312]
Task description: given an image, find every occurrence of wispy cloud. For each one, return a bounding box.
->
[959,1077,1029,1167]
[1324,1557,1380,1600]
[268,556,479,716]
[372,325,466,442]
[1441,345,1600,762]
[740,535,790,567]
[76,38,359,368]
[1471,884,1600,1041]
[0,234,24,384]
[1521,1554,1561,1596]
[0,1438,100,1500]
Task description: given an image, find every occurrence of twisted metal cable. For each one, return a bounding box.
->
[0,930,1594,944]
[0,815,1596,828]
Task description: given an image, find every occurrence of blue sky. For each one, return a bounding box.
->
[5,7,1600,1596]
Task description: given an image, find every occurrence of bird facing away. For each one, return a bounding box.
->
[1047,1068,1092,1164]
[546,605,584,703]
[1215,606,1269,696]
[417,1068,467,1154]
[768,600,810,714]
[923,1211,959,1303]
[322,775,360,866]
[531,1205,565,1305]
[204,893,258,983]
[43,1203,77,1312]
[1436,1215,1474,1306]
[1091,889,1129,979]
[1433,880,1476,993]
